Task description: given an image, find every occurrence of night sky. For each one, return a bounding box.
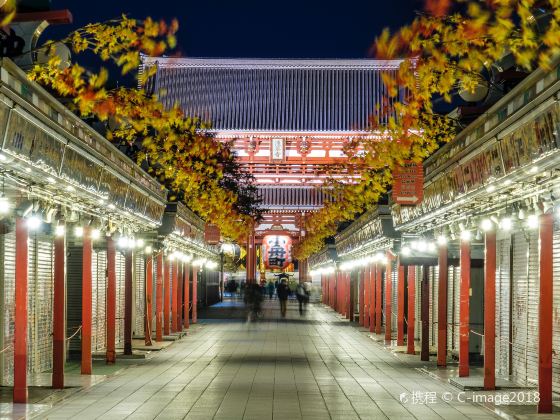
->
[47,0,422,59]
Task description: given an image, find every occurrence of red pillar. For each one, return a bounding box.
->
[364,266,370,329]
[397,261,405,346]
[407,265,415,355]
[171,260,178,332]
[345,273,350,319]
[192,268,198,324]
[184,264,190,329]
[13,218,28,403]
[106,237,116,363]
[164,258,171,336]
[437,243,448,367]
[369,265,375,333]
[421,266,430,361]
[145,255,153,346]
[156,253,163,341]
[124,249,133,356]
[359,270,364,325]
[459,238,471,377]
[484,230,496,390]
[538,213,553,413]
[177,262,183,332]
[385,254,392,343]
[52,224,66,389]
[375,264,382,334]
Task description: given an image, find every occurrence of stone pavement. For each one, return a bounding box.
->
[33,300,507,419]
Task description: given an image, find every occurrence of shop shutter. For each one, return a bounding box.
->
[552,226,560,393]
[391,260,398,333]
[92,249,107,353]
[430,265,439,347]
[134,254,145,337]
[449,265,461,354]
[511,231,539,386]
[1,230,16,384]
[496,237,511,376]
[66,245,83,357]
[27,234,54,375]
[115,252,126,347]
[415,266,421,340]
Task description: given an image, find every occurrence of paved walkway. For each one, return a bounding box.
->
[36,300,503,420]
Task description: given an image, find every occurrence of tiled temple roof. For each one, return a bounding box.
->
[141,57,403,132]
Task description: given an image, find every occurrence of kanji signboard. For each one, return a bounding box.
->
[393,162,423,205]
[204,223,221,245]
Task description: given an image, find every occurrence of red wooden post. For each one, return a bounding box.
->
[124,249,133,355]
[81,227,93,375]
[484,230,496,390]
[13,217,28,403]
[177,261,183,332]
[164,258,171,335]
[192,267,198,324]
[171,260,178,332]
[397,261,405,346]
[364,266,370,329]
[145,254,153,346]
[369,264,375,333]
[345,272,350,319]
[437,243,448,367]
[407,265,415,355]
[375,263,382,334]
[52,224,66,389]
[106,237,116,363]
[359,269,364,326]
[156,252,163,341]
[421,266,430,361]
[385,254,392,343]
[459,238,471,377]
[538,213,553,413]
[184,264,190,329]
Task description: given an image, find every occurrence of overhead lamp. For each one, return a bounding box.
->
[500,217,513,231]
[74,226,84,237]
[417,240,427,252]
[0,196,10,214]
[108,204,116,210]
[55,224,65,237]
[528,165,539,174]
[0,153,6,161]
[168,251,176,260]
[117,236,128,248]
[460,230,471,241]
[91,229,101,240]
[136,238,145,248]
[27,214,42,230]
[518,207,526,220]
[503,179,513,186]
[486,185,496,193]
[206,261,218,269]
[437,235,447,246]
[66,185,75,192]
[401,246,411,256]
[427,242,436,252]
[144,245,153,254]
[480,218,493,232]
[526,214,539,229]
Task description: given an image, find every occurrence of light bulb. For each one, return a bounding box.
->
[401,246,411,256]
[460,230,471,241]
[144,245,153,254]
[27,215,42,230]
[74,226,84,237]
[527,214,539,229]
[91,229,101,240]
[118,236,128,248]
[136,238,145,248]
[480,218,493,232]
[437,235,447,246]
[55,225,65,237]
[0,196,10,214]
[500,217,512,231]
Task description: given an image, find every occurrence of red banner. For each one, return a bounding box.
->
[393,162,423,205]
